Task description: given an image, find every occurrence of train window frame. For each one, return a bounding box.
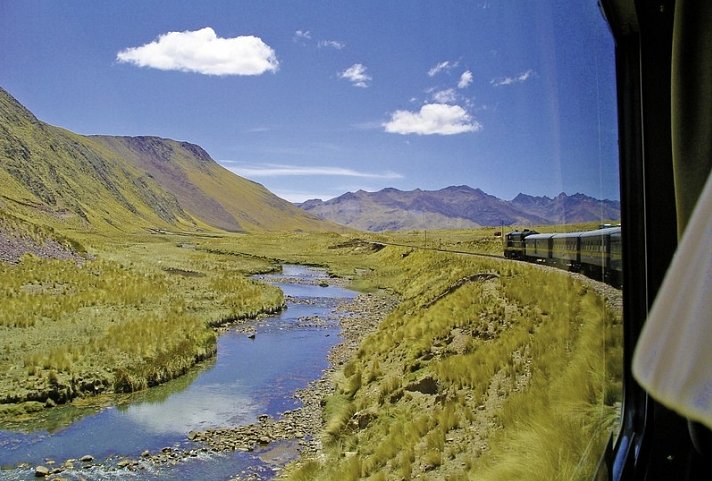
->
[598,1,711,480]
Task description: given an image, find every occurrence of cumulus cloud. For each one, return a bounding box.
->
[383,103,481,136]
[458,70,473,88]
[318,40,346,49]
[428,60,458,77]
[339,63,372,88]
[431,88,457,104]
[490,69,535,86]
[116,27,278,76]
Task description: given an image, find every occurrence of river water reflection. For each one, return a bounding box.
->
[0,265,355,480]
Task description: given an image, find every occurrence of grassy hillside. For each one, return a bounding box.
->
[0,88,194,234]
[0,87,336,236]
[91,135,337,233]
[214,234,622,481]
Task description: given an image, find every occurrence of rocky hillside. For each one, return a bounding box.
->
[298,186,620,231]
[510,192,621,225]
[0,87,331,234]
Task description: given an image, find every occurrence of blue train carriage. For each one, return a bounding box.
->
[523,233,554,262]
[578,226,622,282]
[504,229,538,259]
[551,231,582,271]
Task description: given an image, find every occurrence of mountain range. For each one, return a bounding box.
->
[1,86,619,238]
[297,186,620,231]
[0,87,331,234]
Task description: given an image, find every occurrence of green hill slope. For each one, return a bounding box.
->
[0,87,334,234]
[90,135,331,232]
[0,88,191,232]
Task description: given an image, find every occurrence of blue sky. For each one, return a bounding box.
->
[0,1,619,203]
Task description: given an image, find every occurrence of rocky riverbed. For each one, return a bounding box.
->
[201,291,399,480]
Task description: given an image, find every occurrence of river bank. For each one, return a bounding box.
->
[0,239,285,420]
[0,265,397,481]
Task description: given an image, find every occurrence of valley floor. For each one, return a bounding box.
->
[0,229,623,481]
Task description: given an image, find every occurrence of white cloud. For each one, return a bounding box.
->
[490,69,535,86]
[116,27,278,76]
[432,88,457,104]
[428,60,458,77]
[223,162,402,179]
[293,30,312,41]
[244,127,271,133]
[318,40,346,49]
[339,63,372,88]
[458,70,473,88]
[383,103,481,136]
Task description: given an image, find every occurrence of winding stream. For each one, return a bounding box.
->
[0,265,356,480]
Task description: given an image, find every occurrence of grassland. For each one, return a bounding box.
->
[0,232,284,418]
[0,227,622,481]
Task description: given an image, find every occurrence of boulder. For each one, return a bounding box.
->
[405,376,439,395]
[34,466,50,477]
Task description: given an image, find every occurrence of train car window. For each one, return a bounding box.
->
[0,1,636,480]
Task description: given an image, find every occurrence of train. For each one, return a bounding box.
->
[504,226,622,287]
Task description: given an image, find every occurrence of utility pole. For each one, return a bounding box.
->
[501,220,505,252]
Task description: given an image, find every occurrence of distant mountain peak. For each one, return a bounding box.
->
[298,185,620,232]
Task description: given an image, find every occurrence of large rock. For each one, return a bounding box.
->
[34,466,50,477]
[405,376,439,395]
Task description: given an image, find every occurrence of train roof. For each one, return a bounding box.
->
[579,226,622,237]
[551,231,583,239]
[524,233,556,240]
[548,226,621,239]
[509,226,621,239]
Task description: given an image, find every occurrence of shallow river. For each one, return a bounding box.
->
[0,265,356,480]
